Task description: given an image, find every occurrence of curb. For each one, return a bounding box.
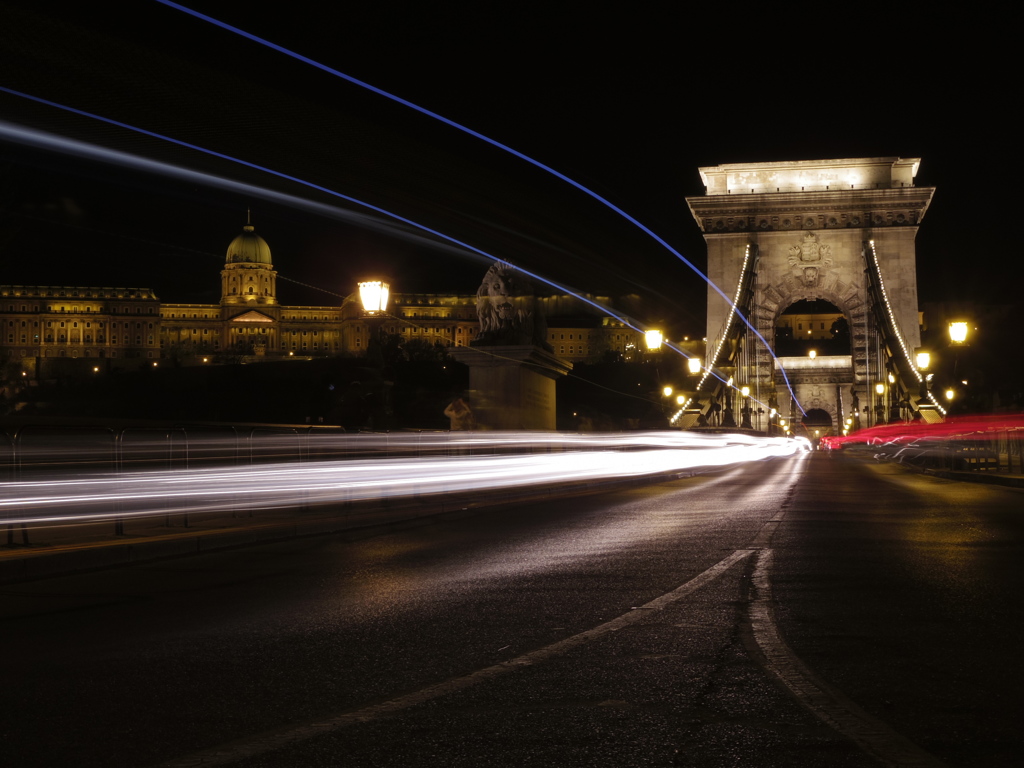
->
[921,468,1024,488]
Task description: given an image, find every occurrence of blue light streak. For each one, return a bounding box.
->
[152,0,803,413]
[1,98,734,399]
[0,120,475,265]
[0,89,627,327]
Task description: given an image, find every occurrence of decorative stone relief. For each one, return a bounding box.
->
[786,232,835,288]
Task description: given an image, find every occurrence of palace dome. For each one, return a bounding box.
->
[226,224,272,265]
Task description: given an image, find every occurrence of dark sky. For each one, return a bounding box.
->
[0,2,1013,336]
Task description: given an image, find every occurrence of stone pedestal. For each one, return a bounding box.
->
[450,345,572,430]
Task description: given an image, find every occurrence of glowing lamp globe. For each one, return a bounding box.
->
[948,321,969,344]
[359,281,390,314]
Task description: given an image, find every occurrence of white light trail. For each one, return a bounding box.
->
[1,432,807,527]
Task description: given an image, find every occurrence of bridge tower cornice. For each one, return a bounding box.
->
[686,187,935,235]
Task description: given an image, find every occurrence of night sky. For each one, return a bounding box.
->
[0,3,1013,336]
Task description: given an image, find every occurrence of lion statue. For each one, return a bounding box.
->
[473,262,550,350]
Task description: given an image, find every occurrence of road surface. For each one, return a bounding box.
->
[1,452,1021,767]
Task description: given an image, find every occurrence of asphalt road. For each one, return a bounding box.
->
[0,452,1021,767]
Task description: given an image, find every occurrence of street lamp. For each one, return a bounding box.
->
[740,385,753,430]
[687,356,701,375]
[875,382,886,426]
[720,375,736,428]
[645,329,663,351]
[356,280,391,365]
[948,321,969,345]
[358,281,390,315]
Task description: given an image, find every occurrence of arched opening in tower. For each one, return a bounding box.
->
[775,299,850,357]
[800,407,833,440]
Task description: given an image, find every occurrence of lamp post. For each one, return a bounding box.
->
[947,320,972,412]
[357,280,390,363]
[347,280,392,430]
[719,375,736,428]
[887,371,902,423]
[874,382,886,426]
[916,350,931,402]
[740,385,753,430]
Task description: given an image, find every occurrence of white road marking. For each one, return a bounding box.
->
[155,548,756,767]
[750,549,947,768]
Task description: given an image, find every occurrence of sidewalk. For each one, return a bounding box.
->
[846,443,1024,488]
[924,463,1024,488]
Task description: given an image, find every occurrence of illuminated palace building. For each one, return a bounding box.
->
[1,221,640,370]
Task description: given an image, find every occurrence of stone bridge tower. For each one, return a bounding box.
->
[686,158,935,435]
